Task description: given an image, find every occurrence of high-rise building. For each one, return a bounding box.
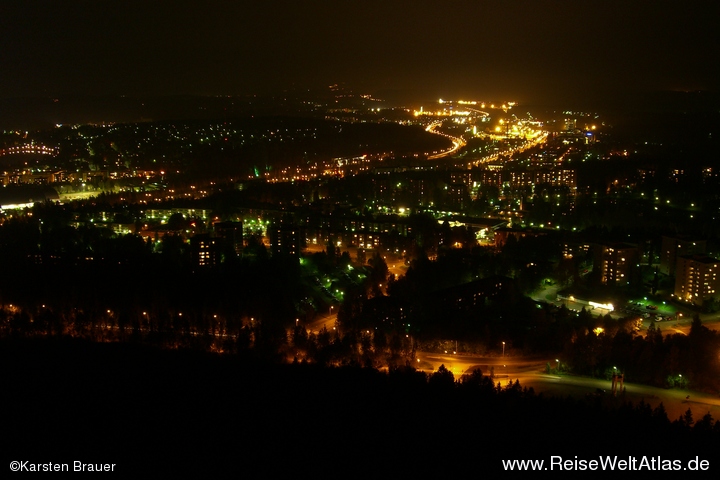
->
[594,243,638,287]
[507,168,576,191]
[213,221,244,258]
[269,223,302,257]
[446,183,469,210]
[674,255,720,306]
[477,169,503,188]
[659,235,706,276]
[191,234,219,268]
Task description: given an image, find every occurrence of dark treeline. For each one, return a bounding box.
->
[1,337,718,476]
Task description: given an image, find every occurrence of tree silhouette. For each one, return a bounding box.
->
[429,364,455,390]
[694,412,714,433]
[682,408,694,428]
[166,212,187,232]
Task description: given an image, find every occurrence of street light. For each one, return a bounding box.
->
[502,341,505,357]
[556,358,560,370]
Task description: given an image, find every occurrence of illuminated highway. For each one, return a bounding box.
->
[425,119,548,167]
[467,130,548,167]
[425,121,467,159]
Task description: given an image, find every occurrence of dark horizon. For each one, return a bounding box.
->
[2,1,718,108]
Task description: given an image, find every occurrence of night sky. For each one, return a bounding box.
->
[2,1,718,105]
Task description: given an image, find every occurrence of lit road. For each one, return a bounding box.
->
[382,251,408,278]
[658,317,720,336]
[306,312,337,333]
[425,121,466,160]
[416,351,720,421]
[466,131,548,167]
[516,374,720,422]
[415,351,547,379]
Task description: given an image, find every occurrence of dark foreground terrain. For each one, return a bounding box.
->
[1,338,717,476]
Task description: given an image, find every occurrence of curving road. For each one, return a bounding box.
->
[424,121,467,159]
[416,351,720,421]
